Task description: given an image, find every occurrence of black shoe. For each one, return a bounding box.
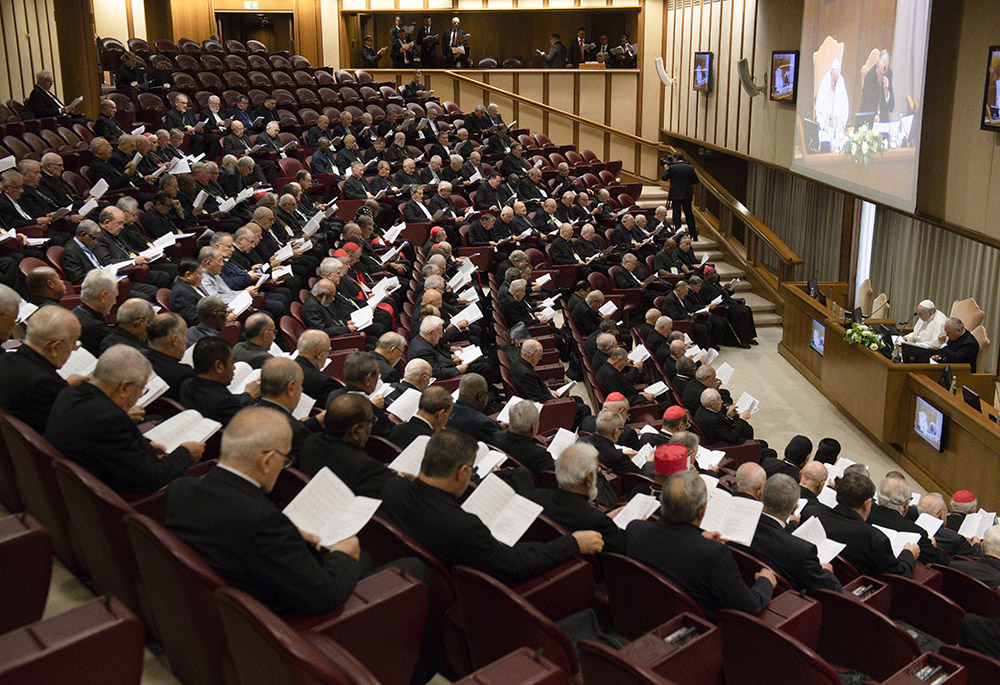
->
[740,343,752,349]
[750,339,759,345]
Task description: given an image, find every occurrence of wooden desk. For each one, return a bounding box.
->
[778,282,848,386]
[896,374,1000,511]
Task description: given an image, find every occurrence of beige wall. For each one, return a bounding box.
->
[93,0,147,41]
[1,0,63,103]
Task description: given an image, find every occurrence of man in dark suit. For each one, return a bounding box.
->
[180,337,261,425]
[323,351,394,440]
[418,18,439,66]
[914,493,980,559]
[409,315,466,379]
[859,51,894,122]
[867,474,951,565]
[581,409,642,477]
[441,18,468,68]
[73,268,117,355]
[45,345,204,494]
[0,306,81,433]
[761,435,811,481]
[626,470,776,621]
[300,393,400,496]
[164,407,364,616]
[388,386,453,449]
[735,474,843,592]
[373,332,405,383]
[100,297,152,352]
[681,364,732,413]
[256,358,323,465]
[596,347,657,407]
[499,278,538,328]
[662,154,699,240]
[380,428,604,583]
[500,144,531,179]
[814,472,919,578]
[490,400,555,477]
[94,99,127,144]
[144,313,193,402]
[27,70,79,120]
[662,281,714,351]
[231,313,275,370]
[951,527,1000,589]
[571,291,607,338]
[541,34,568,68]
[798,461,832,522]
[446,373,502,444]
[164,94,211,156]
[932,317,980,372]
[527,442,625,554]
[695,388,754,446]
[568,28,593,68]
[168,258,209,326]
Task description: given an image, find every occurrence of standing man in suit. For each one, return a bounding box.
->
[736,474,843,592]
[931,317,980,372]
[442,17,468,68]
[627,470,776,621]
[388,386,453,448]
[542,34,568,69]
[45,345,204,494]
[164,406,365,616]
[662,154,699,240]
[418,17,439,67]
[568,28,593,68]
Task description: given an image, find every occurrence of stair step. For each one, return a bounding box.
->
[740,292,776,313]
[732,280,752,293]
[755,312,783,327]
[710,262,745,279]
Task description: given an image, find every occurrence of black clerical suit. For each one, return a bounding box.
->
[0,344,68,434]
[936,330,979,372]
[814,504,916,578]
[179,376,253,426]
[296,357,341,402]
[581,433,640,477]
[734,515,843,593]
[662,291,713,351]
[73,303,114,356]
[144,349,193,402]
[595,363,644,406]
[165,465,363,615]
[299,434,397,498]
[694,406,754,446]
[662,159,699,239]
[626,518,774,622]
[388,416,434,449]
[528,488,626,555]
[380,477,581,584]
[45,382,193,494]
[867,504,951,566]
[94,114,127,144]
[233,341,272,369]
[490,431,554,478]
[446,400,502,444]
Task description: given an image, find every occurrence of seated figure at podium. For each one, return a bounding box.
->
[932,317,980,372]
[902,299,947,349]
[814,58,850,138]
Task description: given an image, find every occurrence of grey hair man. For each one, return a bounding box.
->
[869,473,949,565]
[74,268,118,355]
[931,316,980,370]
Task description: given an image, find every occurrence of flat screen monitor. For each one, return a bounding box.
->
[851,307,864,324]
[913,396,945,452]
[771,51,799,102]
[938,364,953,392]
[791,0,932,212]
[981,46,1000,132]
[693,52,713,93]
[962,386,982,412]
[806,278,819,297]
[810,319,825,355]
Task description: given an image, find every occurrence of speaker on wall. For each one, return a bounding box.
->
[737,58,765,98]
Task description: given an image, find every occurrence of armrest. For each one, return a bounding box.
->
[514,558,595,623]
[535,364,565,382]
[711,440,763,468]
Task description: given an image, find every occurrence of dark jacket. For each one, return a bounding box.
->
[950,556,1000,590]
[815,504,917,578]
[491,431,554,477]
[165,465,362,615]
[179,376,253,426]
[45,382,192,493]
[596,363,642,406]
[760,455,802,482]
[299,434,397,498]
[73,303,114,356]
[256,398,321,465]
[0,344,68,433]
[380,477,580,584]
[409,334,460,379]
[695,406,753,446]
[735,515,842,593]
[528,488,626,555]
[663,160,699,201]
[626,518,774,622]
[867,504,951,566]
[27,84,64,119]
[581,433,640,476]
[296,357,340,402]
[447,400,501,444]
[509,357,554,403]
[100,327,146,352]
[144,348,194,402]
[388,416,434,449]
[301,294,350,338]
[936,330,980,372]
[169,280,207,326]
[233,341,272,369]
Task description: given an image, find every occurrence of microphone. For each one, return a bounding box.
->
[897,311,919,335]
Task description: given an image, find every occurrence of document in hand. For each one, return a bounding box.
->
[193,190,208,209]
[229,289,254,317]
[700,252,710,266]
[129,152,143,168]
[695,446,726,470]
[734,392,759,415]
[292,393,316,420]
[699,488,763,546]
[914,512,944,538]
[598,301,618,317]
[388,435,431,475]
[684,345,707,362]
[143,410,221,454]
[272,264,293,280]
[138,246,164,262]
[957,510,998,539]
[16,299,37,324]
[386,388,422,422]
[104,259,135,278]
[448,270,471,292]
[282,467,382,546]
[872,525,922,559]
[136,373,170,408]
[639,425,659,436]
[817,486,839,508]
[384,222,405,243]
[228,362,261,394]
[825,457,856,480]
[49,205,72,221]
[628,344,650,364]
[456,345,484,365]
[538,306,556,322]
[217,197,237,213]
[458,287,479,303]
[613,493,660,530]
[58,347,98,380]
[168,157,191,175]
[630,444,654,469]
[379,245,400,264]
[455,302,483,326]
[89,178,110,200]
[644,381,669,397]
[79,198,98,217]
[180,345,195,367]
[791,516,846,565]
[546,428,578,460]
[536,273,552,287]
[474,443,508,477]
[555,380,575,397]
[497,396,543,424]
[350,306,375,330]
[715,362,735,386]
[0,156,16,172]
[461,473,543,546]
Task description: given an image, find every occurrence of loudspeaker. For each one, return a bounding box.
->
[737,58,764,97]
[654,57,677,87]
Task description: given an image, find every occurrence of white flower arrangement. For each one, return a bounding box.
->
[844,322,885,351]
[841,124,889,167]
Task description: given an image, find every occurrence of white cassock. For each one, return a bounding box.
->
[814,71,850,134]
[903,309,948,348]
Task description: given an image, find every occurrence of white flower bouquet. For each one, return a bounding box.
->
[844,322,885,351]
[841,124,889,167]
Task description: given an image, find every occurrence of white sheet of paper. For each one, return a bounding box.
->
[818,486,839,508]
[458,287,479,303]
[457,345,483,365]
[555,380,575,397]
[58,347,98,379]
[350,307,374,330]
[281,467,382,546]
[598,301,617,317]
[455,302,483,326]
[546,428,577,460]
[77,198,98,217]
[461,473,542,546]
[614,493,660,530]
[825,457,856,480]
[16,299,38,323]
[631,444,654,469]
[218,197,237,213]
[538,306,556,322]
[643,381,668,397]
[715,362,735,386]
[227,363,260,394]
[379,245,400,264]
[475,448,507,478]
[292,393,316,420]
[229,289,254,316]
[388,435,430,475]
[628,345,650,364]
[734,392,759,415]
[794,498,808,517]
[914,513,944,538]
[193,190,208,209]
[699,489,763,546]
[791,516,846,565]
[702,348,719,366]
[143,409,221,453]
[136,373,170,408]
[639,424,659,436]
[384,222,405,244]
[695,446,726,470]
[448,270,472,292]
[89,178,109,200]
[0,156,15,172]
[535,273,552,287]
[496,396,543,424]
[387,388,422,422]
[873,525,922,559]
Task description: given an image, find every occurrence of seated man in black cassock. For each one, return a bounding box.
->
[931,317,980,372]
[179,336,262,425]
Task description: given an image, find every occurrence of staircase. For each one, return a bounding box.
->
[635,185,782,328]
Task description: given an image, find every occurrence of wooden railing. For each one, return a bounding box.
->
[662,145,803,307]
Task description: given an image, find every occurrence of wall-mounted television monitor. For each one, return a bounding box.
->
[770,51,799,102]
[810,319,825,355]
[693,52,713,93]
[913,396,946,452]
[981,46,1000,132]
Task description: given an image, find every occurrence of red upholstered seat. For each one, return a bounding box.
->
[0,513,52,633]
[600,553,703,639]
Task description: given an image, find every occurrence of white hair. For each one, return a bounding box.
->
[420,315,444,335]
[92,344,151,387]
[80,269,117,302]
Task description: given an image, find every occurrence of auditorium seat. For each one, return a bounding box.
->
[579,639,675,685]
[600,553,704,639]
[929,563,1000,617]
[456,647,567,684]
[247,40,269,56]
[880,573,966,644]
[0,513,52,633]
[215,587,379,685]
[940,645,1000,682]
[0,597,145,685]
[717,609,841,685]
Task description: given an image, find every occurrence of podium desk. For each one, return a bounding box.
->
[778,282,849,385]
[897,374,1000,512]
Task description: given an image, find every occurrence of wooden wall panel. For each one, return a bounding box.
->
[578,74,606,124]
[171,0,214,41]
[547,74,574,113]
[1,0,69,106]
[610,73,637,135]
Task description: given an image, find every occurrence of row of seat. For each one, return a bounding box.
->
[99,36,285,74]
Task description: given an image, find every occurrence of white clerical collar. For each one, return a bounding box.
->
[415,414,434,428]
[217,463,263,489]
[764,513,786,528]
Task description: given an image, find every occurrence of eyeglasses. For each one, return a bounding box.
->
[264,448,293,469]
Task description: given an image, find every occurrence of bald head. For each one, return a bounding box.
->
[799,461,828,496]
[735,463,766,500]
